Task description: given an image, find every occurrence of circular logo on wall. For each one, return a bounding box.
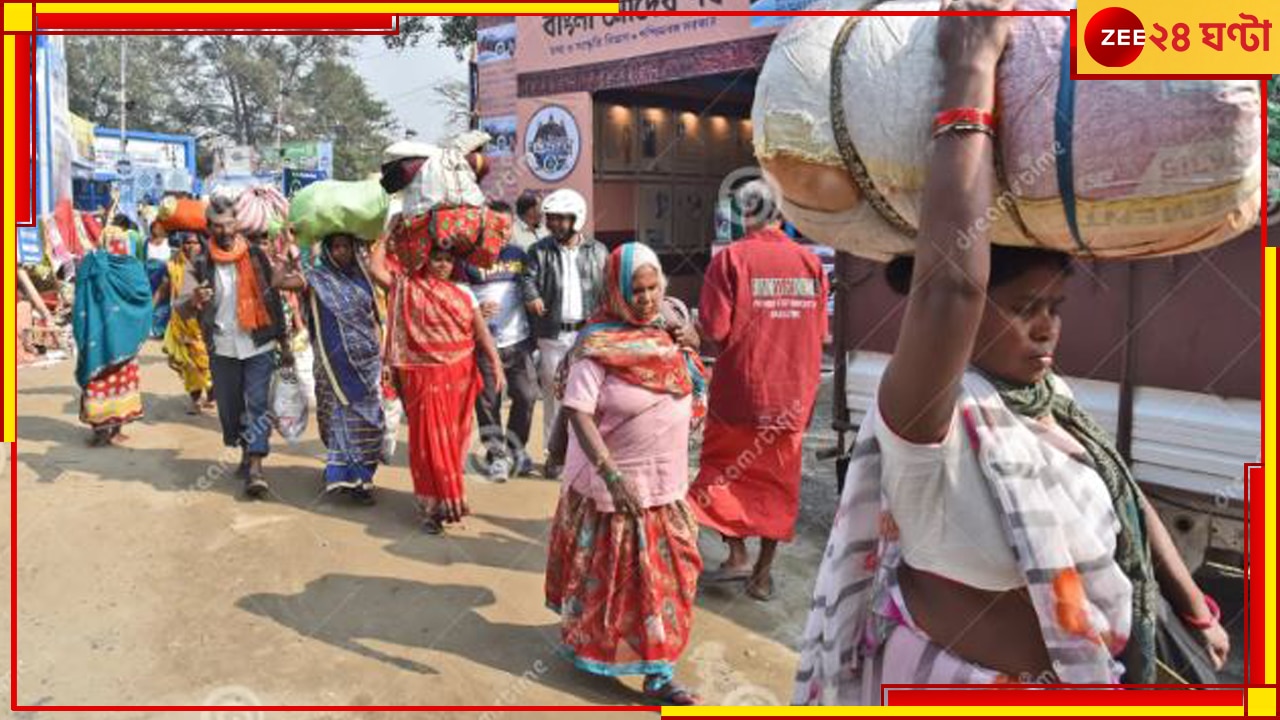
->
[524,105,580,183]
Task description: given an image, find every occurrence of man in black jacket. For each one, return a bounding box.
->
[519,189,608,478]
[182,195,287,498]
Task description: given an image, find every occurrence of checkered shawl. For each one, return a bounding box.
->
[794,372,1133,705]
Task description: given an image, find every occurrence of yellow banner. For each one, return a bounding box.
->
[1076,0,1279,75]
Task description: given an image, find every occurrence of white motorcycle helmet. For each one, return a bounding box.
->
[541,189,587,233]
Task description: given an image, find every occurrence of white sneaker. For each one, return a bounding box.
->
[485,457,512,483]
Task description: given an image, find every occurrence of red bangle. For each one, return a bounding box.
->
[934,108,996,132]
[1180,594,1220,629]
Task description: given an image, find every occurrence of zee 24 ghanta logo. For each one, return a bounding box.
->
[1084,6,1272,67]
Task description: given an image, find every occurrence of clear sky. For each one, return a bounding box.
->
[351,35,470,145]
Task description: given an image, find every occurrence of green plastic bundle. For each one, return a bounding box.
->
[288,179,390,247]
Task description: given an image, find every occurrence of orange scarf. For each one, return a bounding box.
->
[207,237,272,332]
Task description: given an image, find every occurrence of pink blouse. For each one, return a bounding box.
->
[560,358,693,513]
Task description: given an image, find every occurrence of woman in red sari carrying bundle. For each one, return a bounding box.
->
[544,242,708,706]
[370,207,506,533]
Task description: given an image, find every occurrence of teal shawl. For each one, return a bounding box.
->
[73,250,154,388]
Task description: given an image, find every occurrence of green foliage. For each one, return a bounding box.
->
[383,16,477,61]
[66,36,395,180]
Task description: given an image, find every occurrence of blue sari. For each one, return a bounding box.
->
[307,250,385,490]
[73,250,153,389]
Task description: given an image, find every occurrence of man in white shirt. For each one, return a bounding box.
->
[184,196,286,498]
[519,189,608,478]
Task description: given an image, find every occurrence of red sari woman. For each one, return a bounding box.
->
[370,210,506,533]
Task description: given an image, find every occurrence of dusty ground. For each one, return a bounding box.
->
[5,346,1245,719]
[6,345,823,717]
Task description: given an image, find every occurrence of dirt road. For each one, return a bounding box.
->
[9,346,815,715]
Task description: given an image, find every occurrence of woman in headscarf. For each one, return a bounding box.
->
[795,4,1228,704]
[369,211,507,533]
[155,230,214,414]
[543,243,707,706]
[277,233,385,503]
[73,225,154,446]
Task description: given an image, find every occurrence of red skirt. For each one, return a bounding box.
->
[544,490,703,678]
[688,416,805,542]
[79,360,143,431]
[398,358,481,506]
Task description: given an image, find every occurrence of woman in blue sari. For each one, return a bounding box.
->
[145,221,174,338]
[279,233,385,502]
[73,226,154,446]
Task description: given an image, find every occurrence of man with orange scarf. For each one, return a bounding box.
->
[183,195,287,498]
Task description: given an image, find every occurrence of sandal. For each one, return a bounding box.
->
[699,564,753,585]
[245,467,269,499]
[643,680,700,706]
[746,573,775,602]
[421,516,444,535]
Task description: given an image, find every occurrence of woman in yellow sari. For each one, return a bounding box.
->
[156,231,214,414]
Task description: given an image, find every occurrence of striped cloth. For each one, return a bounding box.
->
[794,372,1132,705]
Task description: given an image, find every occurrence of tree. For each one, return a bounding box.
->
[293,60,397,179]
[66,35,396,180]
[383,16,476,60]
[432,79,472,134]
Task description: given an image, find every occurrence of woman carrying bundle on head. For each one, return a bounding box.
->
[368,206,507,533]
[276,231,385,503]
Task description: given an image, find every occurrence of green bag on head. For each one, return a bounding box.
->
[288,179,389,248]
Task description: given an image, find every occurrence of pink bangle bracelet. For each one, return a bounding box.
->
[1180,594,1220,629]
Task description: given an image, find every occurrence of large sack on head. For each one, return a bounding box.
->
[288,179,390,247]
[381,131,491,219]
[235,185,290,237]
[157,196,209,233]
[752,0,1262,261]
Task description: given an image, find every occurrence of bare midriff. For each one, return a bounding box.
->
[898,562,1054,680]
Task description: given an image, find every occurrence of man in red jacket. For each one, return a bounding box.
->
[690,180,829,601]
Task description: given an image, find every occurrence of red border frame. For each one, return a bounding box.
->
[7,5,1269,713]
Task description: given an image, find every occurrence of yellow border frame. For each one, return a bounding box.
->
[2,4,1273,716]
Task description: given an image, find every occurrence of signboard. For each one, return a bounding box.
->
[280,140,334,175]
[93,134,189,177]
[477,23,516,64]
[480,115,517,158]
[749,0,821,27]
[524,104,581,182]
[17,227,43,265]
[283,168,327,197]
[516,4,777,74]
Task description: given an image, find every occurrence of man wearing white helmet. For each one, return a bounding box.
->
[520,188,609,478]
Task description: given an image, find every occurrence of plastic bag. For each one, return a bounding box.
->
[271,366,310,444]
[380,383,402,465]
[288,179,389,247]
[291,342,317,410]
